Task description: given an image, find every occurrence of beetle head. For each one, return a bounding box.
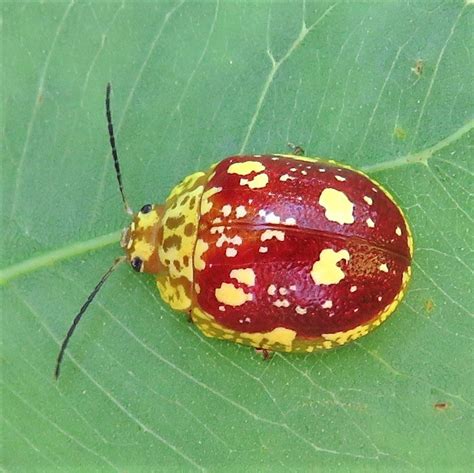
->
[121,203,165,274]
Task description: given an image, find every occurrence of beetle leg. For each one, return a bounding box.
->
[287,142,305,156]
[186,310,193,323]
[255,347,273,360]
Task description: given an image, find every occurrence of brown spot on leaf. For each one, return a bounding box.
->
[424,299,434,313]
[411,59,424,77]
[394,126,407,140]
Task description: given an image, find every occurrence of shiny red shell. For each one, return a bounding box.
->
[193,155,412,339]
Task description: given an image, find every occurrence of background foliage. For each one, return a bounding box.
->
[2,1,473,471]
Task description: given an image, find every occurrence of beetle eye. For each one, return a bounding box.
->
[130,257,143,272]
[140,204,153,214]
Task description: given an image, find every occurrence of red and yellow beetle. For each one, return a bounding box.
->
[55,85,413,377]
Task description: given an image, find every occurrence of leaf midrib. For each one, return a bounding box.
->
[0,231,122,285]
[2,119,472,285]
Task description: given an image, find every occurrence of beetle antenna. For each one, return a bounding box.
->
[54,256,126,379]
[105,83,133,215]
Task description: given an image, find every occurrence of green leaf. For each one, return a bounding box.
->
[2,1,472,471]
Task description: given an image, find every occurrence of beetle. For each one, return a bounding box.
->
[55,84,413,378]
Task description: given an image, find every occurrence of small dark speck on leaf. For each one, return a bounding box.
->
[411,59,424,77]
[394,126,407,140]
[424,299,435,312]
[434,402,449,411]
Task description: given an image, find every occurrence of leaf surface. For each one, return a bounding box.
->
[2,1,473,471]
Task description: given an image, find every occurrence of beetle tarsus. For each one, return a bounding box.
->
[255,348,272,361]
[287,142,305,156]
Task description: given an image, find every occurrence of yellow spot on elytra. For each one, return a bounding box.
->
[311,249,350,285]
[323,324,369,345]
[264,211,280,224]
[363,196,373,205]
[215,283,252,306]
[259,246,268,253]
[407,225,414,258]
[200,187,222,215]
[194,239,209,270]
[267,284,277,296]
[221,204,232,216]
[226,248,237,257]
[243,327,297,350]
[261,230,285,242]
[210,226,225,234]
[216,234,242,247]
[366,218,375,228]
[350,285,357,292]
[335,175,346,182]
[379,263,389,272]
[273,299,290,308]
[138,210,159,230]
[240,173,269,189]
[280,174,295,182]
[284,217,296,225]
[322,300,333,309]
[279,287,288,295]
[131,239,155,262]
[319,188,355,225]
[403,268,411,285]
[194,283,201,294]
[228,161,265,175]
[273,154,315,164]
[235,205,247,218]
[395,226,402,236]
[295,306,307,315]
[230,268,256,286]
[261,327,295,346]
